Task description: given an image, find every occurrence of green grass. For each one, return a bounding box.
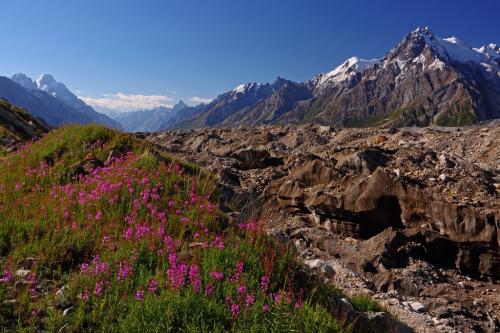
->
[349,295,385,313]
[0,124,350,332]
[435,102,476,126]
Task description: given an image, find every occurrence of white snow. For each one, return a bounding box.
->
[233,84,247,94]
[436,37,484,63]
[410,28,499,77]
[475,43,500,60]
[232,82,260,95]
[317,57,379,86]
[428,58,446,70]
[36,74,58,91]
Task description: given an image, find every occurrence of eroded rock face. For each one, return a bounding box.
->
[149,124,500,331]
[149,124,499,280]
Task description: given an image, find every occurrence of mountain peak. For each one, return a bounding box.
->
[232,82,260,94]
[316,56,378,86]
[11,73,37,91]
[176,99,187,107]
[35,74,63,93]
[172,99,188,111]
[412,26,433,36]
[36,74,56,86]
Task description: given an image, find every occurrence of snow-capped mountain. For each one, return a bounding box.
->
[299,26,500,126]
[163,26,500,129]
[9,73,123,129]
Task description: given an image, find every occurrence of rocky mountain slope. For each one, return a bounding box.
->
[2,74,122,129]
[0,98,48,152]
[149,123,500,332]
[169,78,302,129]
[164,27,500,130]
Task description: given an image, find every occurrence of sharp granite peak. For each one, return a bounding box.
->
[159,26,499,130]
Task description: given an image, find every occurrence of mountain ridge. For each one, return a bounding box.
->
[162,26,500,130]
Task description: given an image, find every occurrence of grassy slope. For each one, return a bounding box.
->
[0,125,361,332]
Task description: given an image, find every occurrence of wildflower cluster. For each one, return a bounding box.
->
[0,125,341,332]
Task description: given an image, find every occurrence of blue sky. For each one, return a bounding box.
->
[1,0,499,111]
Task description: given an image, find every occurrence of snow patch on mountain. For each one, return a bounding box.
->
[316,57,379,87]
[232,83,261,95]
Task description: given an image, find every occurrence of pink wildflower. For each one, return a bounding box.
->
[260,275,269,292]
[189,264,201,293]
[135,288,145,302]
[82,289,90,302]
[123,227,133,240]
[245,293,255,308]
[94,281,104,297]
[148,279,158,294]
[80,262,89,273]
[210,271,224,281]
[118,260,132,281]
[237,285,247,294]
[205,283,215,297]
[0,270,13,283]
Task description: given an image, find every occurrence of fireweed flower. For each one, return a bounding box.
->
[148,279,158,294]
[123,227,133,240]
[80,262,89,273]
[229,262,244,283]
[210,271,224,281]
[230,303,240,319]
[211,235,225,250]
[94,281,104,297]
[118,260,132,281]
[0,270,13,283]
[82,289,90,302]
[102,235,110,247]
[260,276,269,293]
[135,288,145,302]
[226,296,240,319]
[27,272,36,285]
[273,292,282,305]
[245,293,255,308]
[263,304,270,312]
[188,264,201,293]
[237,285,247,294]
[204,283,215,297]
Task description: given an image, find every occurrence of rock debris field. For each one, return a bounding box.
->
[149,124,500,333]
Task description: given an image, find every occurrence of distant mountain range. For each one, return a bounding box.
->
[110,100,188,132]
[2,26,499,132]
[157,26,500,130]
[0,74,122,129]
